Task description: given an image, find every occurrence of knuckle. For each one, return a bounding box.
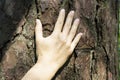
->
[69,48,73,52]
[67,49,72,55]
[71,30,75,34]
[66,43,70,48]
[62,39,66,44]
[59,34,66,44]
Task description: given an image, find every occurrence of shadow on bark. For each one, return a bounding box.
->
[0,0,33,61]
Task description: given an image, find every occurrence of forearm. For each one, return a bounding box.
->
[22,60,59,80]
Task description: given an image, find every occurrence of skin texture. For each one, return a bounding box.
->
[22,9,82,80]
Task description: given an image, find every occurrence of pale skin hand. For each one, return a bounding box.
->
[22,9,82,80]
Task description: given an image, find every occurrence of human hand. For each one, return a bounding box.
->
[22,9,83,80]
[35,9,82,68]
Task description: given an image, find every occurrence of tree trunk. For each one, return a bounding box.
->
[0,0,118,80]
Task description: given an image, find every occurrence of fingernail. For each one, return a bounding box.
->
[71,11,74,14]
[76,18,80,22]
[61,9,65,12]
[79,33,83,36]
[36,19,39,22]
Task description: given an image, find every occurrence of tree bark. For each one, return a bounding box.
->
[0,0,118,80]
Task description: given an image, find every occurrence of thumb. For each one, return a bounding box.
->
[35,19,43,41]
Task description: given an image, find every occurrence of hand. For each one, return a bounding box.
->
[22,9,82,80]
[35,9,82,68]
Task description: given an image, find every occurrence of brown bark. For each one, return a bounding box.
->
[0,0,118,80]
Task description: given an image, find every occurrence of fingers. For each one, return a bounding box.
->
[62,11,74,38]
[67,19,79,44]
[53,9,82,53]
[53,9,65,34]
[35,19,43,41]
[70,33,82,52]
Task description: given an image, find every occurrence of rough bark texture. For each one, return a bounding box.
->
[0,0,118,80]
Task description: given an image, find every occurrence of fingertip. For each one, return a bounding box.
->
[73,18,80,25]
[76,18,80,23]
[69,10,74,16]
[71,10,74,14]
[79,33,83,36]
[36,19,42,29]
[73,33,83,44]
[60,9,65,16]
[77,33,83,41]
[36,19,40,24]
[36,19,39,23]
[60,9,65,13]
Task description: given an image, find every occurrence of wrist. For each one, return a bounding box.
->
[36,58,59,79]
[36,59,59,71]
[37,55,60,69]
